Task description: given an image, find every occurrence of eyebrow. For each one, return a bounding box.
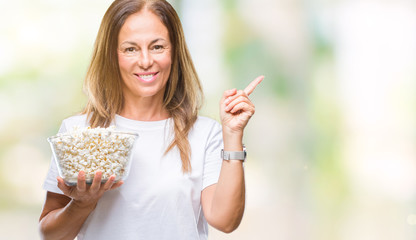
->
[120,38,166,46]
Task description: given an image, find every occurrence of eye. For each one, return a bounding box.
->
[125,47,136,53]
[151,45,165,52]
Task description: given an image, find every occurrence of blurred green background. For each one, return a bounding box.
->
[1,0,416,239]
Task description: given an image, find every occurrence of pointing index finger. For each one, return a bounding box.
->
[244,75,264,96]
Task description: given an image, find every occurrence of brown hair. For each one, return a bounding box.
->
[82,0,203,172]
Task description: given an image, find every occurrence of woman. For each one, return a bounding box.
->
[39,0,263,239]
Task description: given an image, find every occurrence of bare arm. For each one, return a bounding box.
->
[201,157,245,233]
[201,76,263,233]
[39,192,95,240]
[39,171,123,240]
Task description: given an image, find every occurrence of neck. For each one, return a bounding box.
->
[119,96,170,121]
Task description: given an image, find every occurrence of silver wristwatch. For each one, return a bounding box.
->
[221,145,247,162]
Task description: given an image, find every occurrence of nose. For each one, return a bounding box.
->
[137,50,153,70]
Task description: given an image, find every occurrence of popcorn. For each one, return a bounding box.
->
[48,126,138,184]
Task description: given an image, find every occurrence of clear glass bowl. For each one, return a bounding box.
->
[48,130,138,186]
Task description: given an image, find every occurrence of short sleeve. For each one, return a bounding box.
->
[42,121,68,194]
[202,121,223,190]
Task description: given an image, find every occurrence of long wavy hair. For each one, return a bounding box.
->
[82,0,203,172]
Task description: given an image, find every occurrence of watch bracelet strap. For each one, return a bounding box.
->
[221,149,246,161]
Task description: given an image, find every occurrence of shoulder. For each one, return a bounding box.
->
[60,114,89,132]
[194,116,221,130]
[189,116,223,140]
[190,116,223,151]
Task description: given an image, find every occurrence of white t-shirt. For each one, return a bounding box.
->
[43,114,223,240]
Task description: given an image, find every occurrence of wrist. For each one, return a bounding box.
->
[222,126,243,138]
[71,199,97,212]
[221,145,246,162]
[222,128,243,150]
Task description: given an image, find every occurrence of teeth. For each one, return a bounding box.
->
[139,74,154,80]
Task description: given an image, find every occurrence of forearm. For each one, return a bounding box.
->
[209,131,246,232]
[207,75,261,232]
[39,200,95,240]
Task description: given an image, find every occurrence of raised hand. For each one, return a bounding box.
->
[220,75,263,135]
[57,170,123,208]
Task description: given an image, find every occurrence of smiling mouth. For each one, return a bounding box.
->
[134,72,158,82]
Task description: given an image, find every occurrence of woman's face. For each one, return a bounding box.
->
[117,10,172,103]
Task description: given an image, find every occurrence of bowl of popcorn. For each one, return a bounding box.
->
[48,126,138,186]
